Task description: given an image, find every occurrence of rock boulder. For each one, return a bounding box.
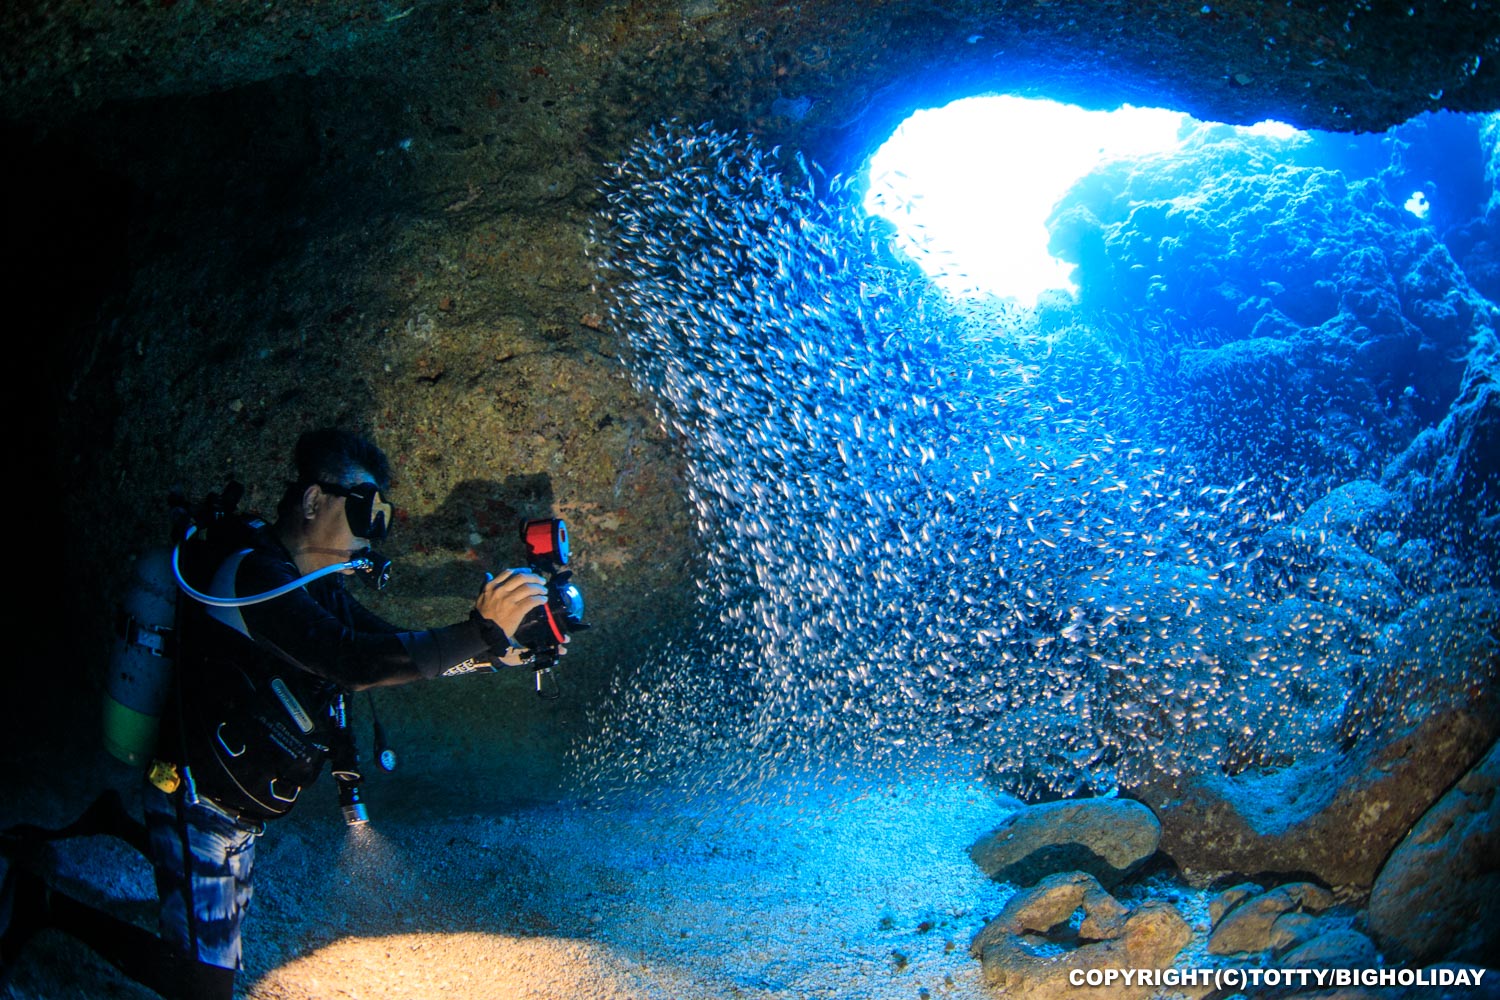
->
[969,871,1191,1000]
[968,798,1161,889]
[1367,740,1500,966]
[1208,882,1335,955]
[1133,705,1498,889]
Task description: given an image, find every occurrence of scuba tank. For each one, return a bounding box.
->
[100,485,247,769]
[102,547,178,767]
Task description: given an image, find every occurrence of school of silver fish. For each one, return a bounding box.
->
[570,121,1478,800]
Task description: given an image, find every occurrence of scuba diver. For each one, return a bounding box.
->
[0,428,553,999]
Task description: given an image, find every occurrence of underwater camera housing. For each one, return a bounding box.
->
[513,518,587,670]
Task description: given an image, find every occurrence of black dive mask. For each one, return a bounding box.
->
[318,481,393,541]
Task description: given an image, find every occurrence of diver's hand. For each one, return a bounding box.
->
[475,569,547,639]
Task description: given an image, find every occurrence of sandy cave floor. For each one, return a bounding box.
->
[2,771,1091,1000]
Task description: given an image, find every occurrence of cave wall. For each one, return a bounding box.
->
[6,0,1500,141]
[4,0,1499,806]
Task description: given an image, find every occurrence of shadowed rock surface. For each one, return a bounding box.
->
[1367,739,1500,967]
[968,797,1160,889]
[5,0,1499,138]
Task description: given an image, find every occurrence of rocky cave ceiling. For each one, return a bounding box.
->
[4,0,1500,157]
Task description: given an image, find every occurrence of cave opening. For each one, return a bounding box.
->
[863,95,1200,307]
[854,95,1498,489]
[861,95,1497,313]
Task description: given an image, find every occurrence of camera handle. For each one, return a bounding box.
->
[535,667,560,700]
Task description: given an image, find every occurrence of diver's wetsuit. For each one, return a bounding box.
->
[164,526,505,824]
[146,527,508,973]
[179,526,505,699]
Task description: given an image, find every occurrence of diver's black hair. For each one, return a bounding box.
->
[276,428,392,521]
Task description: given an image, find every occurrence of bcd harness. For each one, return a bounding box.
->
[164,496,362,824]
[178,536,357,827]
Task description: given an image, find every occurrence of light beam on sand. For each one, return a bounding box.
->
[255,932,646,999]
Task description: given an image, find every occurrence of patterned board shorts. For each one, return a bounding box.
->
[143,783,263,971]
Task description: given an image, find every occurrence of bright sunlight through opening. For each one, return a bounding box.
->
[864,95,1304,307]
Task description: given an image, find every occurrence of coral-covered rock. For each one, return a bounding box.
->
[1209,882,1264,928]
[969,871,1190,1000]
[1178,336,1296,385]
[1367,740,1500,966]
[1208,882,1335,955]
[1338,591,1500,745]
[1294,480,1402,538]
[1132,706,1499,889]
[1282,928,1378,969]
[1382,331,1500,565]
[968,798,1161,889]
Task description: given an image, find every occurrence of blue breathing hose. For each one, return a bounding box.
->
[171,525,372,607]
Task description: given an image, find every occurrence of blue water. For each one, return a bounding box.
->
[577,114,1499,803]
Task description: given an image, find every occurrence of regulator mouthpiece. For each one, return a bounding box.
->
[352,549,392,591]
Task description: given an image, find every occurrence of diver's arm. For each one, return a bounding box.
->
[233,550,510,689]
